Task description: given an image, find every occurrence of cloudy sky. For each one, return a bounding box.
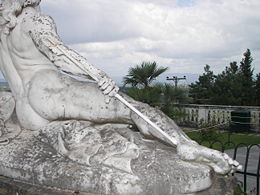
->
[1,0,260,84]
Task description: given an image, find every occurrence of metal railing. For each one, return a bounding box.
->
[199,140,260,194]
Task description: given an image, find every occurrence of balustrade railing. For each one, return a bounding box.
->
[175,104,260,131]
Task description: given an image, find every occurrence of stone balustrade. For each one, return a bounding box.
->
[176,104,260,131]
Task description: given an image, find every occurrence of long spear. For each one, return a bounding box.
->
[46,38,178,146]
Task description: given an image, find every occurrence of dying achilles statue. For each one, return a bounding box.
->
[0,0,240,194]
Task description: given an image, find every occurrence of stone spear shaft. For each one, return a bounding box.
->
[46,38,178,146]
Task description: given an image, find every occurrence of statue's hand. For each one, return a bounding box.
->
[98,77,119,103]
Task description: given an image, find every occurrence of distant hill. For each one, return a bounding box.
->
[0,79,10,92]
[156,73,199,85]
[113,73,200,86]
[0,81,7,86]
[0,73,4,81]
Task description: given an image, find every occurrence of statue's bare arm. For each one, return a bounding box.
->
[26,13,118,96]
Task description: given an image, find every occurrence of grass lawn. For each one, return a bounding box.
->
[186,131,260,151]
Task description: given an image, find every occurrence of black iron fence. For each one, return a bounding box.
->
[199,140,260,194]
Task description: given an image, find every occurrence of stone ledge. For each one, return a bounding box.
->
[0,175,94,195]
[0,174,237,195]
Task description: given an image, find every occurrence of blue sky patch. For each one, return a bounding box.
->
[177,0,196,7]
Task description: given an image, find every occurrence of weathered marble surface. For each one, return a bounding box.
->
[0,175,236,195]
[0,119,213,194]
[0,93,238,195]
[0,92,17,144]
[0,92,15,122]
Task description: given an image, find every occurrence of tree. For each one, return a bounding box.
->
[211,62,243,105]
[161,83,190,105]
[126,83,190,121]
[123,61,168,88]
[240,49,254,105]
[189,65,215,104]
[189,49,257,106]
[256,73,260,106]
[160,84,191,120]
[126,85,162,106]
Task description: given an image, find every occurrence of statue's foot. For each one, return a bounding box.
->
[177,142,241,175]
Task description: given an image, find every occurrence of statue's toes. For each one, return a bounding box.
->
[223,153,241,169]
[214,153,242,175]
[233,160,239,167]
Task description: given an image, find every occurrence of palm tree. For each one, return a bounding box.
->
[123,61,168,88]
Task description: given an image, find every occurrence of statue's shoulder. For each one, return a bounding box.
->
[22,9,56,33]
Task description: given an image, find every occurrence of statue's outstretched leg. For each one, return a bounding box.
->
[127,97,241,175]
[28,70,240,174]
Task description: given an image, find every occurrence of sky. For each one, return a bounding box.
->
[1,0,260,84]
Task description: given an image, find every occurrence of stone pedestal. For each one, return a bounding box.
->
[0,122,236,195]
[0,92,237,195]
[0,175,236,195]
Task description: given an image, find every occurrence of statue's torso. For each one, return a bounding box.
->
[0,8,59,129]
[7,11,57,89]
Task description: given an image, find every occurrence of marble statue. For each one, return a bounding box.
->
[0,0,240,194]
